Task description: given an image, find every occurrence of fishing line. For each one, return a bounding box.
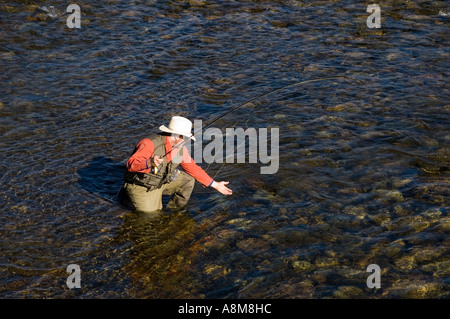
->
[205,118,252,179]
[204,120,239,174]
[203,76,347,179]
[209,134,246,180]
[201,76,345,131]
[161,76,345,160]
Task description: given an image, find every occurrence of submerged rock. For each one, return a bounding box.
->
[315,257,339,268]
[393,205,411,216]
[421,260,450,278]
[189,0,207,6]
[421,208,443,219]
[436,217,450,231]
[204,264,231,280]
[374,189,404,202]
[226,217,252,228]
[395,255,416,270]
[326,102,358,112]
[369,213,391,226]
[391,177,413,188]
[385,280,446,298]
[236,237,270,253]
[333,286,365,298]
[342,205,367,220]
[409,217,431,233]
[291,260,314,273]
[252,189,278,201]
[414,248,446,263]
[384,241,404,258]
[311,269,333,283]
[28,5,64,21]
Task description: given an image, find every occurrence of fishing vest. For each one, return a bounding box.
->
[124,134,184,191]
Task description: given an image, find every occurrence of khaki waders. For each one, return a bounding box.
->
[122,171,195,213]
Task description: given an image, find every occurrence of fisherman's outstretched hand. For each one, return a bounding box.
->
[211,181,232,195]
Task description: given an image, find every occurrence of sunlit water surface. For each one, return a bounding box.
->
[0,0,449,298]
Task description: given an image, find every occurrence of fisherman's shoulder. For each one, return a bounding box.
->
[135,138,154,148]
[136,134,164,146]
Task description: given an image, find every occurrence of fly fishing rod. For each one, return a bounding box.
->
[159,76,345,162]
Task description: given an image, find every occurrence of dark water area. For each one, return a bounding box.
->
[0,0,449,298]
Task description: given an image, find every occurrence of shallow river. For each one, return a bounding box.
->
[0,0,449,298]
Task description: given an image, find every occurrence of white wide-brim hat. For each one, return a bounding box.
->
[159,116,196,141]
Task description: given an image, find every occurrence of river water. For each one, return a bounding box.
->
[0,0,449,298]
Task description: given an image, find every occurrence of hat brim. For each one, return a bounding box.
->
[159,125,196,141]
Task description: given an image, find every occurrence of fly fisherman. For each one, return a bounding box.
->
[120,116,232,213]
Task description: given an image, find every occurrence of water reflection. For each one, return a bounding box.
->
[116,210,199,298]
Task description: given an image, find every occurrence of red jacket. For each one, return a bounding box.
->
[126,136,213,187]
